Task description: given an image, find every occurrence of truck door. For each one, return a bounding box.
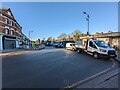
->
[85,39,88,50]
[87,41,97,53]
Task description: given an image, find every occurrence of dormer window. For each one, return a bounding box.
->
[7,11,11,16]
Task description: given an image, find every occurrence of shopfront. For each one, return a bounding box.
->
[3,35,16,50]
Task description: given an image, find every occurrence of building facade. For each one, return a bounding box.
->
[21,33,30,49]
[94,32,120,50]
[0,8,29,50]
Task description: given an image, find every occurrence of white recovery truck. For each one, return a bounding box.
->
[75,38,117,59]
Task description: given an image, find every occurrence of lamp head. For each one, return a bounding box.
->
[83,12,86,14]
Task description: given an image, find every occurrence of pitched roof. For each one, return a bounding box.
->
[0,7,15,19]
[0,8,9,13]
[0,7,22,29]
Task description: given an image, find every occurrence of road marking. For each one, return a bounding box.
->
[63,59,116,89]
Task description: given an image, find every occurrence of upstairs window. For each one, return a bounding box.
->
[6,28,9,34]
[5,18,9,24]
[10,21,12,26]
[10,21,14,26]
[12,22,14,26]
[11,30,14,35]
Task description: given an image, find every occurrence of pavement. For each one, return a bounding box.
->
[117,50,120,61]
[0,48,29,57]
[0,45,45,55]
[75,50,120,89]
[1,48,24,53]
[76,68,120,89]
[0,48,43,56]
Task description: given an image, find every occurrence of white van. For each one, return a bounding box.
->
[66,43,76,50]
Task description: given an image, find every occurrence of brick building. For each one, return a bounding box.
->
[0,8,29,50]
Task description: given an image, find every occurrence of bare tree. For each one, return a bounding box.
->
[72,30,82,41]
[47,37,53,41]
[67,35,71,41]
[58,33,68,41]
[35,39,40,44]
[72,30,81,35]
[42,38,46,41]
[52,38,56,42]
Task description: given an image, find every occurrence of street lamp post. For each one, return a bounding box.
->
[29,30,33,40]
[83,12,90,35]
[29,30,33,47]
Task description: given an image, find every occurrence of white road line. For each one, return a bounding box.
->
[64,59,116,88]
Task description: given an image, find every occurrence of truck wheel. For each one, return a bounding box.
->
[72,49,75,51]
[77,49,79,53]
[93,52,99,59]
[77,49,82,53]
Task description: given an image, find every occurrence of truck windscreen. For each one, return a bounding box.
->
[94,41,109,48]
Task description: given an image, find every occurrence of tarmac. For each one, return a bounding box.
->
[1,48,120,89]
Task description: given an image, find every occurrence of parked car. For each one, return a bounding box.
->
[45,41,52,46]
[40,44,45,49]
[66,42,76,51]
[62,41,75,48]
[58,42,64,48]
[53,42,59,48]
